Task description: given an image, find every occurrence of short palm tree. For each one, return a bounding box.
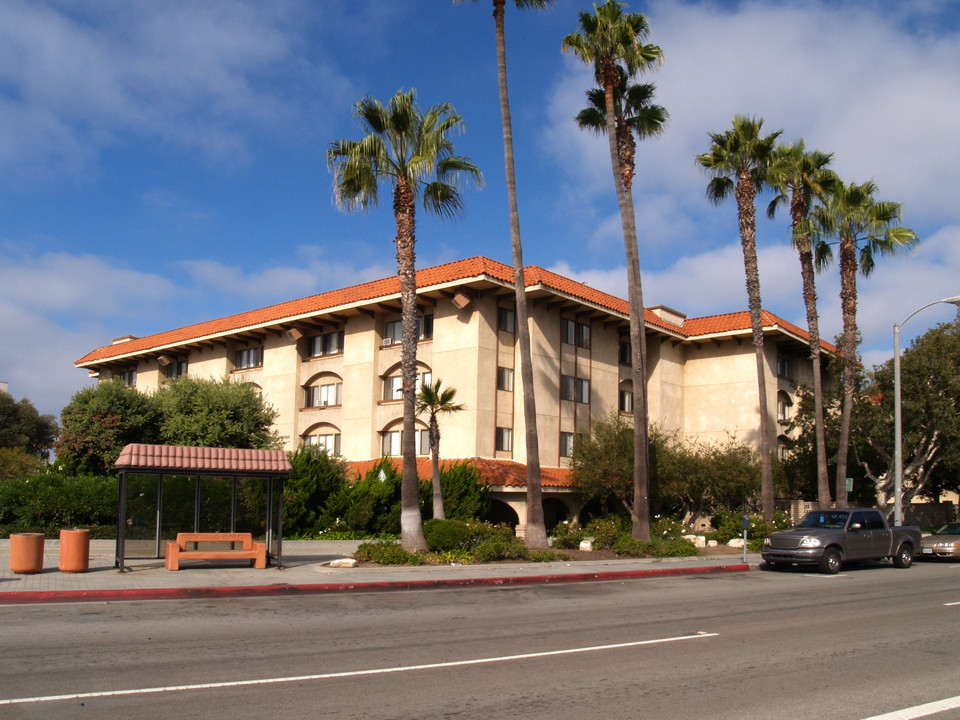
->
[562,0,663,542]
[327,90,482,551]
[416,379,465,520]
[767,141,837,510]
[803,179,918,508]
[696,115,782,520]
[456,0,555,548]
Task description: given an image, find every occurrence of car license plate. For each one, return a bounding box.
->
[923,547,933,554]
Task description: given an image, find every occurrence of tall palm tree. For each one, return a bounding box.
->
[575,65,668,193]
[416,378,465,520]
[562,0,663,542]
[767,141,837,510]
[803,179,918,508]
[456,0,555,548]
[327,90,482,551]
[696,115,782,520]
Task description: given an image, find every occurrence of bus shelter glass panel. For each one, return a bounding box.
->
[198,476,233,532]
[160,475,197,542]
[235,477,267,540]
[123,474,158,558]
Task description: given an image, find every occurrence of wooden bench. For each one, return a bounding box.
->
[165,532,267,571]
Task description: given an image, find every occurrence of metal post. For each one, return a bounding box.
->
[893,295,960,526]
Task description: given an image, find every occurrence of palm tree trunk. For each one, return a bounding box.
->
[834,238,857,509]
[602,67,650,542]
[735,171,774,519]
[796,241,831,509]
[430,419,444,520]
[493,0,546,548]
[395,178,427,552]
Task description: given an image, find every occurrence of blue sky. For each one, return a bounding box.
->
[1,0,959,419]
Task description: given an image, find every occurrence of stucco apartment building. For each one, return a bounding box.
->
[76,256,831,531]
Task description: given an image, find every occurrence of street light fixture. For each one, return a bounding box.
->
[893,294,960,526]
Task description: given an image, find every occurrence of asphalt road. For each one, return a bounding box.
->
[2,560,959,719]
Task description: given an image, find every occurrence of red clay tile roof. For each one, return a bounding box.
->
[76,255,833,366]
[346,457,574,489]
[681,309,838,353]
[115,443,292,474]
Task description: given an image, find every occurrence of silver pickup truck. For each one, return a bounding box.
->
[762,508,921,574]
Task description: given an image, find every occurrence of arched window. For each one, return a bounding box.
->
[304,372,343,408]
[381,363,431,402]
[380,420,430,456]
[777,391,793,422]
[302,423,341,455]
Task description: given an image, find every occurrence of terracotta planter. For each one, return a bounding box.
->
[9,533,45,574]
[59,528,91,573]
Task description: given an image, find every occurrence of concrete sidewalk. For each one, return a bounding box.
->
[0,539,755,604]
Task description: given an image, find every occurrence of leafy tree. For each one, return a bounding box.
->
[416,378,464,520]
[283,445,349,537]
[327,89,482,552]
[696,115,782,519]
[852,318,960,511]
[0,391,58,459]
[155,376,281,449]
[803,179,918,507]
[562,0,664,542]
[767,141,837,510]
[456,0,555,550]
[0,447,43,481]
[570,412,634,512]
[55,379,161,474]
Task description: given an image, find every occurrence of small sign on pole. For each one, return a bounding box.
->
[845,477,853,492]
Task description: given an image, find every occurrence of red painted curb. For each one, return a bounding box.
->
[0,564,749,605]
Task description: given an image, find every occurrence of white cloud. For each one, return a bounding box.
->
[0,0,346,179]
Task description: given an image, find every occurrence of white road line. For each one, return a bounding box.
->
[862,694,960,719]
[0,632,718,707]
[943,601,960,606]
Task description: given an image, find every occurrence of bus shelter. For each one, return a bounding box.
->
[114,443,291,572]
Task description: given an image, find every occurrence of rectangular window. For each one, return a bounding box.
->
[322,330,344,355]
[619,338,631,365]
[163,360,187,379]
[497,367,514,392]
[382,430,401,456]
[498,307,515,334]
[417,428,430,456]
[619,389,633,413]
[235,346,263,369]
[306,433,341,455]
[384,375,403,401]
[384,315,433,346]
[384,320,402,346]
[576,378,590,404]
[119,369,136,387]
[561,318,590,349]
[777,355,790,377]
[560,374,575,402]
[416,371,432,393]
[560,431,575,458]
[496,427,513,452]
[319,382,342,407]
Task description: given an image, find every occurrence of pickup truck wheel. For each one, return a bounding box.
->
[819,548,841,574]
[893,543,914,568]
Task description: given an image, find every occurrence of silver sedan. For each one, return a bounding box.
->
[921,522,960,559]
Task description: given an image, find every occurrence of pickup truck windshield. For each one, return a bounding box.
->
[797,511,849,529]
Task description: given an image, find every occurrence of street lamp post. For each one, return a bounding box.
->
[893,295,960,526]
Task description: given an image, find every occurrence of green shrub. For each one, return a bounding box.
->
[431,461,491,521]
[423,518,477,551]
[585,516,626,549]
[354,541,425,565]
[652,538,698,557]
[611,535,654,557]
[472,535,529,563]
[434,548,474,565]
[711,507,789,543]
[650,515,687,540]
[283,446,348,537]
[550,520,586,549]
[0,469,116,537]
